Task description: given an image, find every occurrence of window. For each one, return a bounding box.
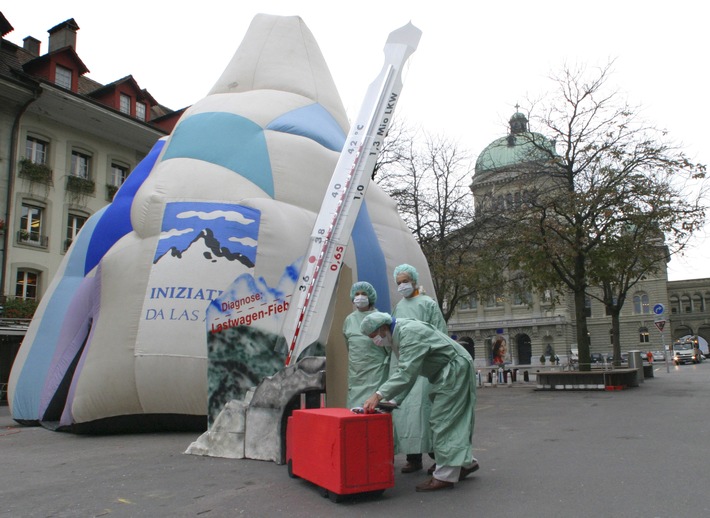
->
[633,293,650,314]
[513,290,531,306]
[55,65,72,89]
[681,295,692,313]
[16,270,39,299]
[692,293,704,312]
[20,203,43,244]
[486,294,504,308]
[639,327,650,343]
[460,293,478,311]
[66,213,87,251]
[584,295,592,318]
[26,136,48,164]
[670,295,680,315]
[119,94,131,114]
[110,163,128,187]
[71,150,91,179]
[136,102,146,121]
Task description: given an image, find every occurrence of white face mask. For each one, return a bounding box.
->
[397,282,414,298]
[372,334,391,347]
[353,295,370,308]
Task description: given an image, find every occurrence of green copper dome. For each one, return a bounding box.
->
[474,112,556,177]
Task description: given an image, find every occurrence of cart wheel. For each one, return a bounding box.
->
[327,490,344,503]
[287,459,297,479]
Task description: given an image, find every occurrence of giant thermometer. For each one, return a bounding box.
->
[283,22,422,366]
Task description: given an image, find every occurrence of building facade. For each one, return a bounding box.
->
[0,13,182,400]
[448,111,698,368]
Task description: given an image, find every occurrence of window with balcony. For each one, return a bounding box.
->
[107,163,129,200]
[110,163,128,187]
[55,65,72,89]
[71,150,91,179]
[26,136,48,164]
[19,203,47,247]
[119,94,131,114]
[67,150,95,199]
[16,270,39,299]
[20,136,53,185]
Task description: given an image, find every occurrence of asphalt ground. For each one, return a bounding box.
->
[2,361,709,518]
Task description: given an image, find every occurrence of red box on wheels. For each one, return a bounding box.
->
[286,408,394,502]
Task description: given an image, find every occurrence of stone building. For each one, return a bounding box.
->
[447,111,679,368]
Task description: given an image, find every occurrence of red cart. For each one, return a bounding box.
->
[286,408,394,502]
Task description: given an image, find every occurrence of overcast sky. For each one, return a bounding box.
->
[3,1,708,281]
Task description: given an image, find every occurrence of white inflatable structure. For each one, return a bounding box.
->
[9,14,433,433]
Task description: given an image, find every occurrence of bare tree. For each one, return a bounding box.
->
[376,130,484,321]
[491,62,707,370]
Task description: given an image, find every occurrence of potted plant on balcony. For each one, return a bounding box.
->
[106,184,119,201]
[18,158,53,185]
[66,175,95,205]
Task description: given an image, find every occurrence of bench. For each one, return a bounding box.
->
[535,368,642,391]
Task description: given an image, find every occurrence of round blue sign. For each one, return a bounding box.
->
[653,303,665,315]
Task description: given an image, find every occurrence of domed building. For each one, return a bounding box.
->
[471,111,557,217]
[447,111,677,371]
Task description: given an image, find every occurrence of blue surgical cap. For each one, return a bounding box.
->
[393,263,418,284]
[360,312,393,336]
[350,281,377,305]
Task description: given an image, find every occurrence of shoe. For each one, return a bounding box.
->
[459,461,480,481]
[401,461,423,473]
[427,464,436,475]
[415,477,454,492]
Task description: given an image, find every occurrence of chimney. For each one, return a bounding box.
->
[48,18,79,52]
[23,36,41,56]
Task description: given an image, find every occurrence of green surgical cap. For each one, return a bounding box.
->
[350,281,377,305]
[360,312,392,336]
[393,263,419,284]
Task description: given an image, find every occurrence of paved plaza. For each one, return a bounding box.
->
[2,362,709,517]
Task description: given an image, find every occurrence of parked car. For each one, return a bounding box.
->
[590,353,604,364]
[652,350,665,362]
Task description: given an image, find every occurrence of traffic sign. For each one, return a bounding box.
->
[653,303,665,315]
[654,320,666,333]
